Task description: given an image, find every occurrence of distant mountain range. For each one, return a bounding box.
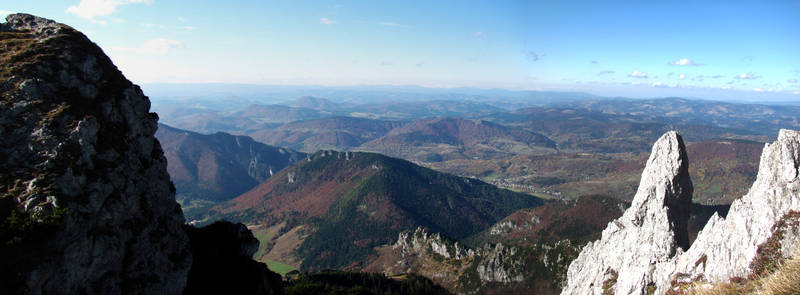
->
[249,116,404,152]
[202,150,544,270]
[358,117,557,161]
[557,97,800,134]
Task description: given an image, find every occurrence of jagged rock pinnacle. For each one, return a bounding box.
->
[669,129,800,288]
[562,131,693,295]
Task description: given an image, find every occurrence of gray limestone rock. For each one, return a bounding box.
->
[562,129,800,295]
[561,131,693,295]
[0,14,190,294]
[667,129,800,291]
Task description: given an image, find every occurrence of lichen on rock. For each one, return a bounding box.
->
[0,13,190,294]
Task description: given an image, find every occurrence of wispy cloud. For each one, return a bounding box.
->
[788,79,798,84]
[379,22,411,28]
[319,17,336,25]
[629,70,648,78]
[736,73,759,79]
[652,81,676,88]
[109,38,184,56]
[67,0,153,20]
[668,58,702,66]
[0,10,14,16]
[528,51,539,62]
[679,74,686,79]
[591,60,598,64]
[597,70,615,75]
[142,22,195,31]
[472,31,487,38]
[380,61,393,66]
[711,75,724,79]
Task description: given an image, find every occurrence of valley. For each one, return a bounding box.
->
[151,86,784,294]
[3,5,798,295]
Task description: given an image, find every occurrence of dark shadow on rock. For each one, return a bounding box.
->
[184,221,284,295]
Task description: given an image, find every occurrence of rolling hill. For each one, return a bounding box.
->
[248,116,404,152]
[155,124,305,214]
[359,117,558,162]
[427,138,763,204]
[204,150,544,271]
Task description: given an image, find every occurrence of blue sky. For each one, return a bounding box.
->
[2,1,800,101]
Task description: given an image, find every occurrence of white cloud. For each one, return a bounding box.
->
[788,79,798,84]
[177,17,186,22]
[0,10,13,16]
[379,22,411,28]
[679,74,686,79]
[668,58,702,66]
[67,0,153,20]
[473,31,488,38]
[142,22,166,29]
[794,91,800,95]
[629,70,648,78]
[736,73,759,79]
[109,38,184,56]
[652,81,677,88]
[319,17,336,25]
[139,38,183,55]
[597,70,615,75]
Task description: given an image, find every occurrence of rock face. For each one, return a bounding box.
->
[562,131,693,294]
[668,129,800,289]
[0,14,190,294]
[562,129,800,294]
[184,222,284,295]
[156,124,305,203]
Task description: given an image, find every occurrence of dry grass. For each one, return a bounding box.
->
[756,250,800,295]
[680,248,800,295]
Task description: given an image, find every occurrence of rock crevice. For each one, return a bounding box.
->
[562,129,800,294]
[561,131,693,294]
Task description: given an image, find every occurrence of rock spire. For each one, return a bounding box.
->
[562,131,693,294]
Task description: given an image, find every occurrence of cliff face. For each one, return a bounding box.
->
[0,14,190,294]
[562,131,693,294]
[562,129,800,294]
[669,129,800,287]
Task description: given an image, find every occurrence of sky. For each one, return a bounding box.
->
[2,0,800,101]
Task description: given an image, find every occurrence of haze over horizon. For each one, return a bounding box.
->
[3,1,799,102]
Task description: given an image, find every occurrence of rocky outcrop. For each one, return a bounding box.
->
[184,222,284,295]
[562,131,693,294]
[395,227,475,261]
[0,14,190,294]
[562,129,800,294]
[668,129,800,290]
[476,243,524,283]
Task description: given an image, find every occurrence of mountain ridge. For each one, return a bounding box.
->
[206,150,545,270]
